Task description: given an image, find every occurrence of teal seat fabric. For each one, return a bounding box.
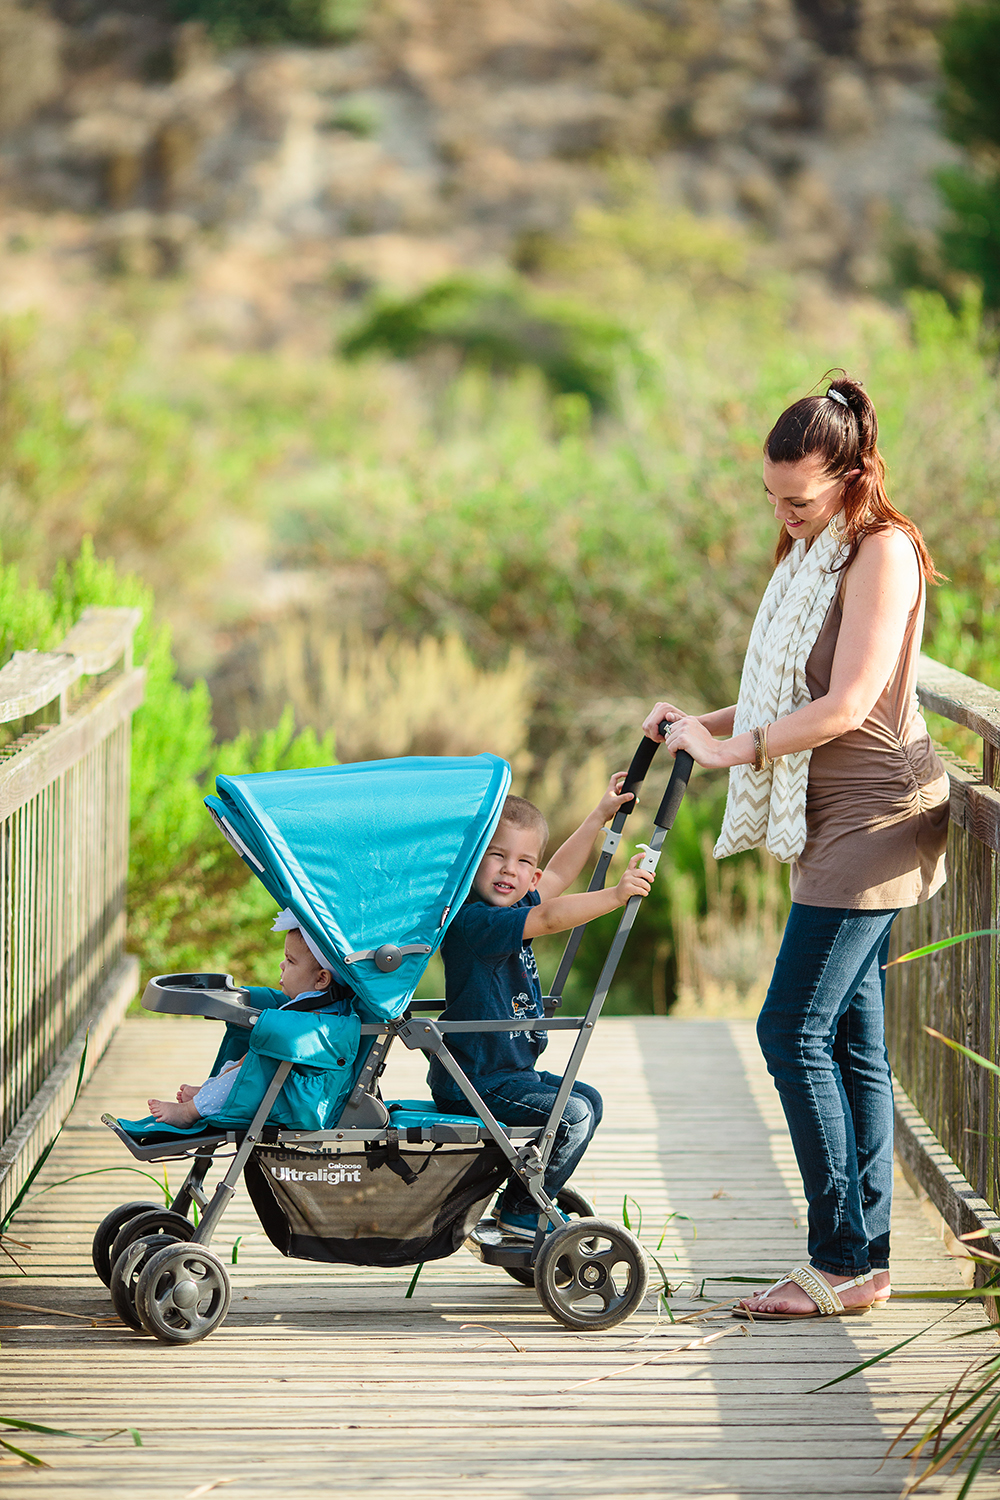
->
[115,1116,226,1142]
[205,753,511,1022]
[387,1099,486,1128]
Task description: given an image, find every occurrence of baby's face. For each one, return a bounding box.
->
[472,821,543,907]
[279,929,325,999]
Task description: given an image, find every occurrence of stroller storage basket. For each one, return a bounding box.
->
[244,1141,509,1267]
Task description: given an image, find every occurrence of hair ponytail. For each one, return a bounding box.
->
[766,372,941,583]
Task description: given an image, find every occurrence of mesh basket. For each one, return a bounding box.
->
[244,1138,510,1267]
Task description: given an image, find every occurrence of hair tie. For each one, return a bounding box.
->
[826,387,849,408]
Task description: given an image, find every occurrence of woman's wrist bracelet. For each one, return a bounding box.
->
[752,724,772,773]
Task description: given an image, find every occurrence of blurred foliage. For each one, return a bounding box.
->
[1,541,334,990]
[170,0,366,46]
[938,0,1000,154]
[4,181,1000,1008]
[340,276,641,410]
[932,0,1000,309]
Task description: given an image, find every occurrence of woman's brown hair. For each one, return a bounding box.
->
[765,373,940,582]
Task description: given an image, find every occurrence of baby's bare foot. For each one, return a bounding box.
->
[176,1084,200,1103]
[148,1097,201,1127]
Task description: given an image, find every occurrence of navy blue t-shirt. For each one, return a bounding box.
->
[428,890,545,1102]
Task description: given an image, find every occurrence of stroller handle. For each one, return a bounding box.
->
[654,747,694,833]
[620,722,694,828]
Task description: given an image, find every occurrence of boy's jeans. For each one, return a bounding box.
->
[756,903,898,1278]
[449,1069,603,1217]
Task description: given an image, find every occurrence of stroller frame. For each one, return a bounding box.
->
[97,733,691,1341]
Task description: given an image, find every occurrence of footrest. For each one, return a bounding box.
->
[102,1112,230,1160]
[468,1218,535,1270]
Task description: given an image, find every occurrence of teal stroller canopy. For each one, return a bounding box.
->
[205,753,511,1021]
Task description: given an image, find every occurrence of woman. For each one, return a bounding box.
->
[643,376,949,1319]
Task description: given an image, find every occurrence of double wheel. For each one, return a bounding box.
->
[93,1202,231,1344]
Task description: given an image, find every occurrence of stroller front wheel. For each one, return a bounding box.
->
[92,1201,164,1286]
[110,1234,183,1330]
[136,1243,231,1344]
[534,1218,648,1331]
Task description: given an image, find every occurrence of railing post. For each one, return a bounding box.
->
[886,654,1000,1283]
[0,608,145,1225]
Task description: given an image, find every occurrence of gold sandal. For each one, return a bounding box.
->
[731,1265,876,1321]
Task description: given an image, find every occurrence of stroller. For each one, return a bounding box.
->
[93,733,691,1345]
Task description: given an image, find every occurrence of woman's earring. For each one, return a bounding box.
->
[828,514,844,540]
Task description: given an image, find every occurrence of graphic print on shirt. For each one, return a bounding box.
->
[509,943,541,1037]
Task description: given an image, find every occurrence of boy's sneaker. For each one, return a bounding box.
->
[496,1208,568,1239]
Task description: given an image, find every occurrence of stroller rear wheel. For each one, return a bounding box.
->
[110,1234,182,1330]
[109,1208,194,1270]
[502,1186,599,1286]
[135,1243,231,1344]
[534,1218,648,1331]
[92,1201,163,1286]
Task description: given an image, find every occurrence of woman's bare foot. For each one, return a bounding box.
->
[872,1270,891,1305]
[148,1097,201,1127]
[737,1267,877,1317]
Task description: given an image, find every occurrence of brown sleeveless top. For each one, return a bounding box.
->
[789,558,949,910]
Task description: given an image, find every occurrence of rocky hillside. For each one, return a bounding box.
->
[0,0,958,294]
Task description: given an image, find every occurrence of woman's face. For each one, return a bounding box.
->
[763,453,849,545]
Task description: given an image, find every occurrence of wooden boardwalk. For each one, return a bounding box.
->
[2,1015,997,1499]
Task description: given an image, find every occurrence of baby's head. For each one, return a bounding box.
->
[279,927,333,1000]
[472,795,549,908]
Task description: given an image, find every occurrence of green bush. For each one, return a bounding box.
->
[1,541,335,990]
[340,277,642,410]
[934,0,1000,308]
[170,0,366,47]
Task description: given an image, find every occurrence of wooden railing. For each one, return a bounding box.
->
[0,609,145,1222]
[887,654,1000,1256]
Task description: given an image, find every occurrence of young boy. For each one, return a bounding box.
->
[429,775,654,1237]
[147,919,344,1127]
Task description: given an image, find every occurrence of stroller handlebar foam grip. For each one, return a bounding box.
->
[620,721,668,808]
[653,750,694,832]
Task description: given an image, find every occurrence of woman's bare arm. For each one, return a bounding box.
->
[657,530,920,770]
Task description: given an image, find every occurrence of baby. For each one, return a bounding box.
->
[148,924,334,1127]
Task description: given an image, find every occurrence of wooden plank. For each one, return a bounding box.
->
[0,955,138,1222]
[0,669,145,819]
[54,608,142,677]
[0,651,79,723]
[918,651,1000,751]
[938,746,1000,852]
[893,1082,1000,1272]
[0,1017,995,1499]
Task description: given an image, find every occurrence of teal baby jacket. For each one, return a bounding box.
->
[202,987,361,1131]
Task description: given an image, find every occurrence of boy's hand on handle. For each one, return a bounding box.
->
[596,771,635,822]
[616,853,655,903]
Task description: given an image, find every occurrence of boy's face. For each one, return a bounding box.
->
[472,821,543,908]
[279,929,327,999]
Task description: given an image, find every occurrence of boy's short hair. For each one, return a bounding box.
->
[498,795,548,860]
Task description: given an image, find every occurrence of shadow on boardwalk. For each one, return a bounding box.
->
[0,1015,996,1499]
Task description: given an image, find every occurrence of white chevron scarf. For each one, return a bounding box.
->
[714,522,847,863]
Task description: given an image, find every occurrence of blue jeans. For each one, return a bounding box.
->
[445,1070,603,1217]
[756,904,898,1278]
